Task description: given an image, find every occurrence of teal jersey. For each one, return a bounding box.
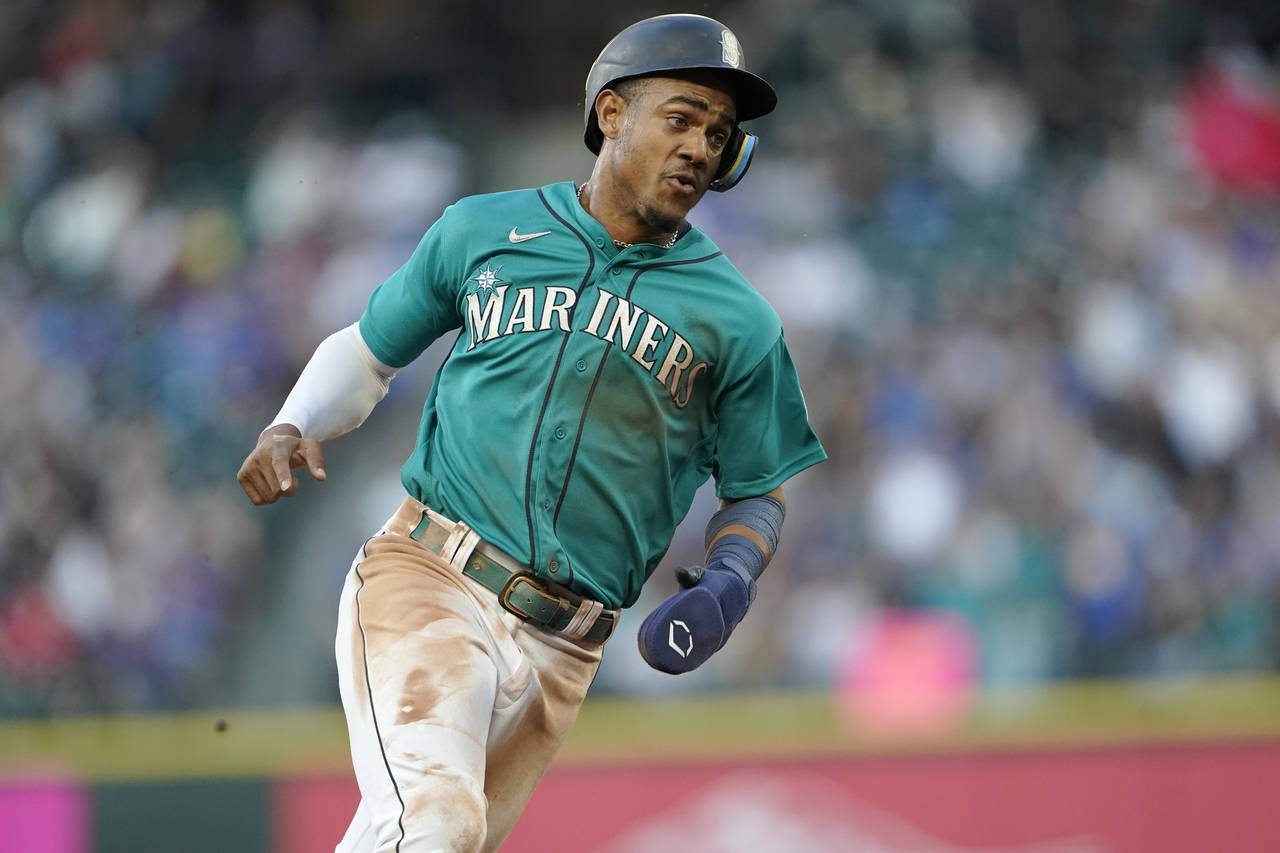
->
[359,181,826,609]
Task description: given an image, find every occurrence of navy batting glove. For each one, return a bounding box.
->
[637,562,755,674]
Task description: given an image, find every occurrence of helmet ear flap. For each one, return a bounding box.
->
[708,128,757,192]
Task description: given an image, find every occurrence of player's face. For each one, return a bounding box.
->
[613,74,737,230]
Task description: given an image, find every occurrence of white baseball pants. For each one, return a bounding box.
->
[333,498,603,852]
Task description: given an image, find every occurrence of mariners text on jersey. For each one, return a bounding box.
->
[358,181,826,610]
[465,282,708,408]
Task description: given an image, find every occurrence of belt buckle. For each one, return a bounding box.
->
[498,572,542,622]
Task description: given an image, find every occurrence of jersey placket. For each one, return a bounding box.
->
[525,252,635,588]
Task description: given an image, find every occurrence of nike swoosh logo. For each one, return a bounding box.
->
[509,227,552,243]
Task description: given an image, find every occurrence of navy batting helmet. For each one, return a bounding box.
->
[583,14,777,191]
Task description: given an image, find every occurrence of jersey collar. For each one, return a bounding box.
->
[542,181,717,260]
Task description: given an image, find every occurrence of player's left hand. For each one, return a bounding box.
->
[637,561,754,674]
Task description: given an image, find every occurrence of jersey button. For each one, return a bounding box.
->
[554,426,566,440]
[610,267,621,276]
[575,358,587,372]
[594,237,606,248]
[541,498,552,511]
[549,560,560,574]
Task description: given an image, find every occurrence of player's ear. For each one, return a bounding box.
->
[596,89,627,143]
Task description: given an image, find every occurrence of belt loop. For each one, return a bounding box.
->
[561,598,605,641]
[442,521,482,572]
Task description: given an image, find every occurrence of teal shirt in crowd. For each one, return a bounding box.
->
[359,181,825,609]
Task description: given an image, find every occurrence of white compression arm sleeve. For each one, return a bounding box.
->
[266,323,400,441]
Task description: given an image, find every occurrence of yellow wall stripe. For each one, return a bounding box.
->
[3,677,1280,781]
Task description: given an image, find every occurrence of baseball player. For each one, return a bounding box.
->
[236,13,825,852]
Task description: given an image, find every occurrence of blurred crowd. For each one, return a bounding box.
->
[2,0,1280,715]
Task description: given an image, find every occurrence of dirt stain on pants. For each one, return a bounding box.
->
[334,499,603,853]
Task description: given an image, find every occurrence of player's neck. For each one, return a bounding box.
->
[576,180,681,249]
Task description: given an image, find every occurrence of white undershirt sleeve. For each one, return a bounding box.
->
[265,323,400,441]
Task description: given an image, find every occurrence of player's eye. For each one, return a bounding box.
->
[667,115,689,130]
[708,132,729,153]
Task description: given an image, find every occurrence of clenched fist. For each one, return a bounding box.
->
[637,561,755,674]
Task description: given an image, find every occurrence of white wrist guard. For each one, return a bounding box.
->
[266,323,399,441]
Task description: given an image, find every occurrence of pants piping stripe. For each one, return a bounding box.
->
[354,543,407,852]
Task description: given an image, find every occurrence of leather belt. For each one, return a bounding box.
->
[408,509,617,645]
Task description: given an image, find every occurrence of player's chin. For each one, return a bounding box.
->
[657,183,704,218]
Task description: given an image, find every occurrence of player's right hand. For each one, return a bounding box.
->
[236,424,327,505]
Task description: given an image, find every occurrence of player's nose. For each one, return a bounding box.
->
[676,131,711,167]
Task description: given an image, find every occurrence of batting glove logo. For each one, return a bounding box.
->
[668,619,693,658]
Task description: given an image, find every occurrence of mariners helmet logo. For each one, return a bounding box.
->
[720,29,743,69]
[667,619,693,658]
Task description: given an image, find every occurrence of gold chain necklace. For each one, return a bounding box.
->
[577,183,678,249]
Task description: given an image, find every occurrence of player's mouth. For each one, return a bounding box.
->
[665,172,699,196]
